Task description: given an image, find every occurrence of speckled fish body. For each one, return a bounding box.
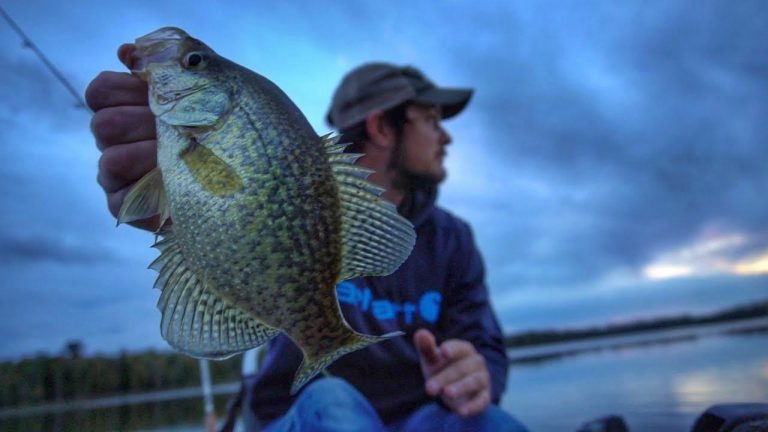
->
[118,27,415,393]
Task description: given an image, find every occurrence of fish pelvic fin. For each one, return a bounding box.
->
[118,167,171,229]
[181,140,243,197]
[290,329,403,395]
[321,134,416,281]
[151,227,279,359]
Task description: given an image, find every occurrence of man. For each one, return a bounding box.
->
[87,46,528,431]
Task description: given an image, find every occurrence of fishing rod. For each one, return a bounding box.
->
[0,5,90,112]
[199,359,218,432]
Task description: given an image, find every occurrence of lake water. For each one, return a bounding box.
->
[502,318,768,431]
[2,318,766,431]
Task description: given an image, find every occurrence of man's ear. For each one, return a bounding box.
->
[365,111,396,149]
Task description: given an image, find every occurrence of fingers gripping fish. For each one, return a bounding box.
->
[117,27,415,394]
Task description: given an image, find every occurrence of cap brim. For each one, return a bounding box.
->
[411,87,473,119]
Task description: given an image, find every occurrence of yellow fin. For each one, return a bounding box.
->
[181,141,243,196]
[118,167,170,228]
[150,228,279,359]
[320,134,416,282]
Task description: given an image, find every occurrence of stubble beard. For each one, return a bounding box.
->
[389,138,445,192]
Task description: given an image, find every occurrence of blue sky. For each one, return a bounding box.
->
[1,1,766,359]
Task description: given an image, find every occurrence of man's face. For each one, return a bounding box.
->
[393,104,452,187]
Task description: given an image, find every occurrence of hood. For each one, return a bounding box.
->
[397,185,437,227]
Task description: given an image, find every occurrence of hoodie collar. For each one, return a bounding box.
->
[397,185,437,227]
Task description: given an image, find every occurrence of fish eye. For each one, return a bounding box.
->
[183,52,207,70]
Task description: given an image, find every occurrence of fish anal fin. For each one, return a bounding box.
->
[118,167,170,227]
[181,140,243,197]
[151,228,278,358]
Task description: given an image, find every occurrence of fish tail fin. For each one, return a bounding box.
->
[290,330,402,395]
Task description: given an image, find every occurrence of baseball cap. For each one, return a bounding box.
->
[326,63,473,131]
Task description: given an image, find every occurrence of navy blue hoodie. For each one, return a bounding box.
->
[246,186,508,424]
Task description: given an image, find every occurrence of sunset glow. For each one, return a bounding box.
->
[642,233,768,280]
[734,253,768,276]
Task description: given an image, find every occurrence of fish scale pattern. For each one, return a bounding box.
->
[155,76,348,360]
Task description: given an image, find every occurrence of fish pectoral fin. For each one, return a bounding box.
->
[118,167,171,228]
[290,330,403,395]
[181,141,243,196]
[151,228,279,359]
[321,134,416,281]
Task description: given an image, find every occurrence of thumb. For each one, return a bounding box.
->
[414,329,442,369]
[118,43,137,71]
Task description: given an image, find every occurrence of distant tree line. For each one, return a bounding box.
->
[505,299,768,348]
[0,345,241,408]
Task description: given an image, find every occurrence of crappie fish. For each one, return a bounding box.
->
[118,27,415,393]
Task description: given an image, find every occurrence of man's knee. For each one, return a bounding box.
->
[299,377,368,411]
[399,403,528,432]
[469,404,528,432]
[290,377,385,432]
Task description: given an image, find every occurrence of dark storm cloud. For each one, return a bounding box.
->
[0,25,113,267]
[0,233,116,264]
[442,1,768,287]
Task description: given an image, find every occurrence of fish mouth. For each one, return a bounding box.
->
[130,27,190,76]
[153,83,212,106]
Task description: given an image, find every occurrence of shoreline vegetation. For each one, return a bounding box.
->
[1,299,766,412]
[0,347,243,413]
[504,299,768,348]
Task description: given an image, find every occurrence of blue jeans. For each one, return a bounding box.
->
[262,378,528,432]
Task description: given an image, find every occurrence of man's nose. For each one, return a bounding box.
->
[440,126,452,146]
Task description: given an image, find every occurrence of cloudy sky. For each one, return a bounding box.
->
[1,1,766,359]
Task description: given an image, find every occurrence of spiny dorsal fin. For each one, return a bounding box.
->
[118,167,170,228]
[321,134,416,282]
[181,141,243,196]
[149,228,279,359]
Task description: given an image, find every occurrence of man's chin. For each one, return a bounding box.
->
[404,171,445,189]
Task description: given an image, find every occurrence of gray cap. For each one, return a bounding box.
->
[326,63,473,130]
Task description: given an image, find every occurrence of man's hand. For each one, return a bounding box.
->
[414,328,491,417]
[85,43,160,231]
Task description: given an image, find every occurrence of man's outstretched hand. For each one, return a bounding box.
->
[85,43,160,231]
[414,328,491,417]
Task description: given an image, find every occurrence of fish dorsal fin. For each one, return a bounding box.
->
[118,167,171,228]
[181,141,243,196]
[150,228,279,359]
[322,134,416,281]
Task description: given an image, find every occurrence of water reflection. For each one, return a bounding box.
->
[673,373,721,404]
[503,329,768,432]
[673,363,768,405]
